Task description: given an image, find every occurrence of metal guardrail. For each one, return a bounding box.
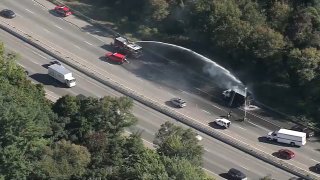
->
[0,8,318,180]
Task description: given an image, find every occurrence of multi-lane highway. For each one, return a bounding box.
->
[0,27,298,179]
[1,0,319,177]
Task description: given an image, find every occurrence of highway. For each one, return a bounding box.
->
[1,0,320,176]
[0,27,297,179]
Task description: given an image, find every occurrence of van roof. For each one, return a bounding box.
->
[278,128,306,137]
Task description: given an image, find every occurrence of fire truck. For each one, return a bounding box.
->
[112,36,142,58]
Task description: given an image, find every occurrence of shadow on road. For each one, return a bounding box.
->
[208,122,227,130]
[30,73,67,88]
[258,137,300,148]
[218,173,229,179]
[164,101,181,109]
[48,9,63,18]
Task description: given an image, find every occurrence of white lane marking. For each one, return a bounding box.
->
[54,25,63,30]
[73,44,81,49]
[86,32,107,43]
[31,50,47,59]
[210,103,223,111]
[237,126,246,130]
[43,28,51,33]
[246,120,270,132]
[195,87,211,96]
[241,166,249,170]
[25,8,34,14]
[84,41,93,46]
[202,109,211,115]
[202,168,220,177]
[311,159,319,163]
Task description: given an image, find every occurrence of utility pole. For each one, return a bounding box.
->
[243,87,247,121]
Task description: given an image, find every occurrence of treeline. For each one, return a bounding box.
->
[81,0,320,123]
[0,42,212,179]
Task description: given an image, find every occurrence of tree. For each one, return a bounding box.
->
[147,0,170,21]
[268,1,292,32]
[154,122,204,165]
[245,25,285,59]
[33,140,91,179]
[287,47,320,86]
[162,156,213,180]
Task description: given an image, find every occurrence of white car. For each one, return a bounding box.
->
[170,98,186,108]
[214,118,231,128]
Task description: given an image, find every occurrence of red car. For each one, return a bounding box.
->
[105,52,127,64]
[54,5,72,17]
[278,149,295,159]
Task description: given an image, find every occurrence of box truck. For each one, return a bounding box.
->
[48,64,76,87]
[267,128,306,147]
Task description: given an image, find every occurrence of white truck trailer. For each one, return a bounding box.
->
[267,128,306,147]
[48,64,76,87]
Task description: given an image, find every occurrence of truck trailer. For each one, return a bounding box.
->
[48,64,76,87]
[267,128,307,147]
[222,87,252,108]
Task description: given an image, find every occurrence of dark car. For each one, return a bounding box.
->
[315,163,320,172]
[290,125,315,138]
[278,149,295,160]
[227,168,247,180]
[0,9,16,18]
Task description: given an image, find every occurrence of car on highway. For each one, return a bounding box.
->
[170,98,186,108]
[0,9,16,19]
[290,125,315,138]
[227,168,247,180]
[277,149,295,160]
[214,118,231,128]
[314,163,320,173]
[105,52,127,64]
[54,5,72,17]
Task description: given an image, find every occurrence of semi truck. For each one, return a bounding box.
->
[222,87,252,108]
[267,128,307,147]
[112,36,142,58]
[48,64,76,87]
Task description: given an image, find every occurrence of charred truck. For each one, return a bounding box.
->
[112,36,142,58]
[222,87,252,108]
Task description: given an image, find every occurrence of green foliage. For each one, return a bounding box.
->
[33,140,91,179]
[154,122,204,165]
[287,47,320,86]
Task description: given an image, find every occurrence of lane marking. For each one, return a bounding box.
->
[84,41,93,46]
[54,25,63,30]
[25,8,34,14]
[210,103,223,111]
[311,159,319,163]
[202,109,211,115]
[73,44,81,49]
[31,50,47,59]
[237,126,246,130]
[43,28,51,33]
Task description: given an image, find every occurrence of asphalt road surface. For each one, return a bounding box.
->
[1,0,320,177]
[0,28,299,179]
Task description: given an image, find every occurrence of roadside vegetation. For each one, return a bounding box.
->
[60,0,320,126]
[0,42,212,179]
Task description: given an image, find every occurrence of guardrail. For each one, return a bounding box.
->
[0,13,317,180]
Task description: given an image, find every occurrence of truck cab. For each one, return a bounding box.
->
[105,52,127,64]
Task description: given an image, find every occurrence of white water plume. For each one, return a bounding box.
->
[138,41,244,89]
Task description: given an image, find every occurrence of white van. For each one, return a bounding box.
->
[214,118,231,128]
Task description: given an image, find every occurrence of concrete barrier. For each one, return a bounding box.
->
[0,16,317,180]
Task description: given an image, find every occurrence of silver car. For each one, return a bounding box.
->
[170,98,186,108]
